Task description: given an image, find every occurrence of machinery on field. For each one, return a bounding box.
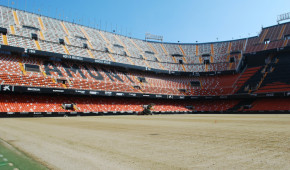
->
[138,104,154,115]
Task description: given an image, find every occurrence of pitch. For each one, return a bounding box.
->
[0,114,289,169]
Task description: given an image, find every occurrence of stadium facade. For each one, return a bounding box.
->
[0,5,290,116]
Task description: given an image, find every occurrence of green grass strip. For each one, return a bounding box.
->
[0,162,8,166]
[0,140,48,170]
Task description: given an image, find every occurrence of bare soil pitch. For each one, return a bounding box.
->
[0,114,289,170]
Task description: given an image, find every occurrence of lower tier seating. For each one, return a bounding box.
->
[0,93,239,113]
[246,98,290,111]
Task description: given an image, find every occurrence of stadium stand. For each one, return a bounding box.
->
[255,54,290,93]
[0,5,244,72]
[0,54,242,96]
[0,5,290,116]
[0,93,240,113]
[246,97,290,112]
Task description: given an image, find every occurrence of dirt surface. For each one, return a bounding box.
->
[0,114,289,170]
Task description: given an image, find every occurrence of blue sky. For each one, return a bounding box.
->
[1,0,290,43]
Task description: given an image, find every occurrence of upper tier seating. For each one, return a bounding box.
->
[245,23,290,53]
[0,6,289,93]
[0,6,260,73]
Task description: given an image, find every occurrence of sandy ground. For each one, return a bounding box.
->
[0,114,289,170]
